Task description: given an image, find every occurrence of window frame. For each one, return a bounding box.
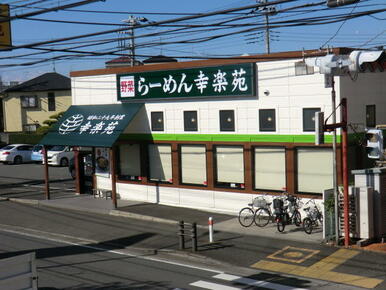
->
[147,143,173,184]
[366,104,376,128]
[296,147,333,194]
[48,92,56,111]
[179,144,207,186]
[20,95,38,108]
[219,110,235,132]
[253,146,286,191]
[259,109,276,132]
[213,145,245,189]
[117,143,142,182]
[303,108,321,132]
[151,111,164,131]
[23,123,38,132]
[183,111,198,132]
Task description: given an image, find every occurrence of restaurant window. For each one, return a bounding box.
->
[21,96,37,108]
[184,111,198,131]
[219,110,235,131]
[259,109,276,131]
[295,61,314,76]
[214,145,244,189]
[254,147,286,191]
[151,111,164,131]
[48,92,56,111]
[118,144,141,181]
[303,108,320,132]
[180,145,206,186]
[297,148,333,194]
[148,144,172,183]
[366,105,376,128]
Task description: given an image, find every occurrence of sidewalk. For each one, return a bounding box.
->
[3,191,324,244]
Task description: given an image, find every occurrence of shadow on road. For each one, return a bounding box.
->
[0,232,155,262]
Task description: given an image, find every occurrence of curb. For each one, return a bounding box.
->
[8,197,39,206]
[109,209,178,225]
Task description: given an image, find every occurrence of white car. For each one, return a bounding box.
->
[44,145,74,167]
[0,144,34,164]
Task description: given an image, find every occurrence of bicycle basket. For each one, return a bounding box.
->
[253,197,267,208]
[273,198,283,210]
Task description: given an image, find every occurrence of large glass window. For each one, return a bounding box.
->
[148,144,172,183]
[180,145,206,185]
[297,148,333,193]
[215,146,244,189]
[118,144,141,181]
[254,147,286,190]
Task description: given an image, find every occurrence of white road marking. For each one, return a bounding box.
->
[0,225,222,274]
[190,280,240,290]
[214,273,307,290]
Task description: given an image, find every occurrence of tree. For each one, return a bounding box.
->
[36,111,65,135]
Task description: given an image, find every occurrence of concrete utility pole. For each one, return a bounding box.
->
[122,15,148,66]
[257,0,276,54]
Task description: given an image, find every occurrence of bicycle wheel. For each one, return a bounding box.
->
[277,220,285,232]
[238,207,255,227]
[254,208,270,227]
[294,210,302,227]
[303,217,313,234]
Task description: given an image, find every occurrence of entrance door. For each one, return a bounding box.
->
[79,152,94,194]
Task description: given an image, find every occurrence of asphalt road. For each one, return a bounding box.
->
[0,163,385,289]
[0,163,75,199]
[0,229,233,289]
[0,200,371,290]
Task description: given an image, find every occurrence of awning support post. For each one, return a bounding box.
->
[110,147,117,209]
[74,147,81,194]
[43,145,50,200]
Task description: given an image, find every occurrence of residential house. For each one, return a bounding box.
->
[1,72,71,133]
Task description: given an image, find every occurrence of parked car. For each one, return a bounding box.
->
[43,145,74,167]
[31,144,53,163]
[0,144,34,164]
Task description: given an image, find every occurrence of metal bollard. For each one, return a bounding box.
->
[178,220,185,250]
[208,217,214,243]
[191,222,197,252]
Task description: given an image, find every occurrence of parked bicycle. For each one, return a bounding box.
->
[273,193,302,232]
[302,199,323,234]
[238,195,272,227]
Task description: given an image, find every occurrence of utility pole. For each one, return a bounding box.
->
[122,15,148,66]
[257,0,276,54]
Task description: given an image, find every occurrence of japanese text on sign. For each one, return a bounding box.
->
[117,63,255,100]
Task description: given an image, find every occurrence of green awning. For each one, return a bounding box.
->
[40,103,143,147]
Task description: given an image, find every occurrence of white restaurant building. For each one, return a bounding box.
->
[42,48,386,214]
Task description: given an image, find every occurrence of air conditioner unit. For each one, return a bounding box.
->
[351,186,374,240]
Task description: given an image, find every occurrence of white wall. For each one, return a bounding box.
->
[340,71,386,132]
[72,74,118,105]
[67,59,338,136]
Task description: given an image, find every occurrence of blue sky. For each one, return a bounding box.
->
[1,0,385,82]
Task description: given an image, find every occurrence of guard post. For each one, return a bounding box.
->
[178,220,198,252]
